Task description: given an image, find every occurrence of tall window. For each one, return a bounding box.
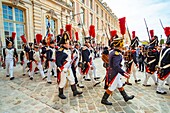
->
[90,13,93,25]
[3,4,25,49]
[101,9,103,17]
[45,18,56,36]
[96,5,99,14]
[105,13,107,20]
[69,0,74,7]
[101,20,104,31]
[69,1,75,21]
[96,17,99,30]
[80,7,85,25]
[81,0,84,3]
[90,0,93,9]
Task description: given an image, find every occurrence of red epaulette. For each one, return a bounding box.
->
[131,50,136,53]
[55,46,58,49]
[152,49,157,52]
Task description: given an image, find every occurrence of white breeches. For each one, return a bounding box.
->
[143,72,157,85]
[5,59,14,78]
[59,67,75,88]
[131,62,137,80]
[23,60,28,74]
[47,61,57,82]
[157,75,170,92]
[108,74,123,91]
[30,61,45,78]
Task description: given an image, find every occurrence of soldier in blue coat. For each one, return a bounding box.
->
[56,32,82,99]
[156,36,170,94]
[101,36,134,105]
[143,36,159,86]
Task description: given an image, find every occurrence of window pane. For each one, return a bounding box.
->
[2,4,13,20]
[2,4,7,9]
[3,22,14,37]
[16,24,24,49]
[15,8,24,22]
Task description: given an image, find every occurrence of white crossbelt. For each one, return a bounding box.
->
[158,48,170,68]
[131,38,138,46]
[129,59,133,64]
[148,59,156,64]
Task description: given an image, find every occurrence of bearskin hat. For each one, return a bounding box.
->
[6,37,14,47]
[149,35,159,48]
[84,37,91,43]
[59,32,70,45]
[110,35,124,48]
[166,36,170,45]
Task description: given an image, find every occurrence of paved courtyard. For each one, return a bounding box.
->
[0,58,170,113]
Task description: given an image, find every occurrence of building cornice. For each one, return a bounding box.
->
[96,0,118,20]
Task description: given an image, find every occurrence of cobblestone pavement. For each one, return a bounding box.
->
[0,58,170,113]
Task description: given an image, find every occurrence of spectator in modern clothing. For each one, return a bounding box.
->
[138,50,144,72]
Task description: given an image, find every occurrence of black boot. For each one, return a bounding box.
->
[71,84,83,96]
[120,90,134,102]
[58,88,66,99]
[101,92,112,105]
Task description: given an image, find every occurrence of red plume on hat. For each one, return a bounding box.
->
[150,30,154,37]
[36,34,42,45]
[110,30,117,37]
[119,17,126,35]
[12,32,16,40]
[164,27,170,37]
[60,28,64,36]
[65,24,72,39]
[89,25,95,38]
[20,35,27,43]
[75,32,79,41]
[132,31,135,39]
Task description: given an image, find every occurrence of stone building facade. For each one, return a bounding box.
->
[0,0,123,51]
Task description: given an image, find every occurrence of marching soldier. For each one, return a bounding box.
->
[77,37,100,88]
[27,42,34,76]
[56,32,82,99]
[101,46,109,89]
[124,36,141,85]
[20,35,29,76]
[29,34,47,80]
[156,29,170,94]
[2,33,18,80]
[46,40,57,84]
[143,36,159,86]
[101,35,134,105]
[20,44,29,76]
[71,43,80,84]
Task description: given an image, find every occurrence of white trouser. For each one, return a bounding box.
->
[30,61,45,78]
[131,62,137,80]
[92,62,99,78]
[47,61,57,82]
[157,75,170,93]
[108,74,123,91]
[59,67,75,88]
[5,59,14,78]
[143,72,157,85]
[85,63,99,79]
[23,60,28,75]
[79,66,98,86]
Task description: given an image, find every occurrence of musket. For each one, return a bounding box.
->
[159,19,164,29]
[108,23,111,37]
[104,23,109,40]
[126,23,132,41]
[144,18,151,41]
